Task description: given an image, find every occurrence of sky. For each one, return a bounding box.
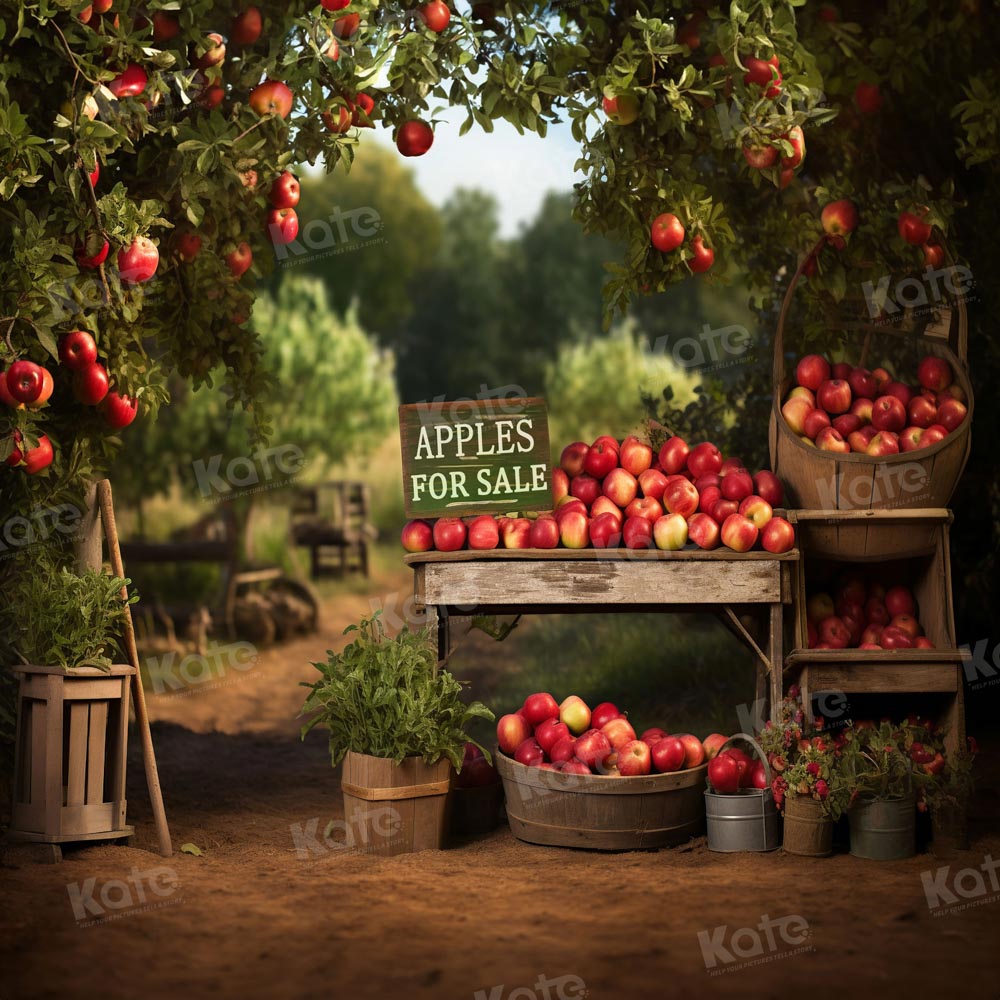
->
[365,109,584,237]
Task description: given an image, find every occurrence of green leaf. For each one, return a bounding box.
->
[180,842,204,856]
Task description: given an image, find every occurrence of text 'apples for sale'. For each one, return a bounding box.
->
[399,397,551,518]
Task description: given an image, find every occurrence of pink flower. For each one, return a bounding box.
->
[787,684,801,699]
[815,779,829,798]
[812,737,826,752]
[794,710,805,725]
[806,762,821,777]
[771,755,787,772]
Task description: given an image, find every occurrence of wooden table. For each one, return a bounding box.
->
[406,548,799,723]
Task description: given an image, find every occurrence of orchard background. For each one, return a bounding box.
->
[1,0,1000,772]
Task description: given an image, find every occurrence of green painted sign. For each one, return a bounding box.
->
[399,397,551,518]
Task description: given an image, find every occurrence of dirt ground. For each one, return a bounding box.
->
[2,564,999,1000]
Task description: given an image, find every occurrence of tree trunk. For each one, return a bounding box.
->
[74,481,103,573]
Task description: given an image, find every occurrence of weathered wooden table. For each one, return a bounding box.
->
[405,548,799,723]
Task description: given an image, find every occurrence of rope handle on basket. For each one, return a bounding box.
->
[773,237,969,402]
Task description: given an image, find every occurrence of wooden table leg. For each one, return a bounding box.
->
[768,601,784,724]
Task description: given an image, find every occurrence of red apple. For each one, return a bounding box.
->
[848,367,878,400]
[848,426,878,453]
[559,511,589,549]
[761,517,794,553]
[702,734,728,759]
[710,498,739,526]
[833,413,862,437]
[268,171,300,209]
[591,703,622,730]
[739,495,773,529]
[619,436,653,476]
[433,517,467,551]
[500,519,532,550]
[584,441,618,479]
[249,79,294,118]
[890,613,922,639]
[907,395,937,428]
[789,386,817,407]
[898,210,932,246]
[497,713,532,754]
[573,729,612,770]
[570,473,601,507]
[914,637,935,649]
[921,425,948,447]
[937,397,967,432]
[781,397,813,435]
[707,752,740,792]
[396,119,434,157]
[676,733,705,769]
[653,513,688,550]
[225,242,253,278]
[560,441,589,476]
[400,519,434,553]
[752,470,783,507]
[865,598,890,625]
[698,485,722,516]
[267,207,299,245]
[687,513,720,550]
[467,514,499,550]
[601,717,637,750]
[658,436,689,475]
[917,356,952,392]
[231,6,263,46]
[638,468,669,501]
[816,427,850,453]
[72,362,109,405]
[589,512,621,549]
[556,497,588,520]
[721,513,758,552]
[549,736,577,764]
[803,408,831,440]
[883,382,913,408]
[817,379,852,415]
[860,624,884,646]
[663,477,699,518]
[108,63,148,99]
[602,92,641,125]
[529,516,560,549]
[821,199,858,237]
[879,626,914,650]
[899,427,925,453]
[686,442,722,478]
[651,213,685,253]
[523,692,559,727]
[117,236,158,284]
[885,585,916,618]
[866,432,900,457]
[640,728,669,745]
[589,497,622,523]
[622,515,653,549]
[938,384,966,405]
[818,615,850,649]
[58,330,98,371]
[831,362,851,381]
[625,496,663,522]
[871,396,908,433]
[652,736,686,773]
[551,467,570,504]
[603,467,638,508]
[720,468,753,501]
[535,717,571,755]
[851,397,874,424]
[515,737,544,767]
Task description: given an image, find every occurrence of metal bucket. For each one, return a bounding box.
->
[848,794,916,860]
[931,806,969,860]
[783,795,833,857]
[705,733,780,853]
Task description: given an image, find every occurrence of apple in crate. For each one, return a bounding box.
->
[885,585,916,617]
[625,496,663,522]
[752,470,783,506]
[590,512,622,549]
[711,499,739,525]
[686,442,723,477]
[818,615,851,648]
[570,473,601,507]
[619,436,653,476]
[880,626,914,649]
[559,695,591,735]
[560,441,589,476]
[721,513,758,552]
[720,467,753,501]
[890,613,922,639]
[401,519,433,552]
[603,467,638,508]
[664,477,699,517]
[699,486,722,515]
[468,515,499,549]
[761,517,795,553]
[523,692,559,727]
[677,734,706,768]
[601,717,637,750]
[591,496,623,523]
[707,752,740,793]
[652,736,686,773]
[687,513,720,550]
[618,739,652,776]
[574,729,612,770]
[584,440,618,479]
[740,495,773,528]
[702,733,728,759]
[560,511,590,549]
[497,713,532,754]
[658,436,690,475]
[591,702,623,729]
[433,517,467,551]
[515,738,545,767]
[500,518,532,548]
[639,468,669,501]
[622,515,653,549]
[653,513,688,550]
[529,516,560,549]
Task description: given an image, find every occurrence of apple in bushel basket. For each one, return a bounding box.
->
[848,367,878,400]
[601,717,637,750]
[677,734,706,768]
[433,517,466,551]
[872,395,907,432]
[401,520,434,553]
[795,354,830,391]
[618,740,652,776]
[515,738,545,767]
[937,397,967,432]
[559,695,591,735]
[550,736,577,764]
[788,386,816,406]
[702,733,729,759]
[781,397,812,435]
[803,408,831,440]
[574,729,612,770]
[640,727,669,746]
[561,760,592,776]
[707,752,740,793]
[652,736,686,773]
[591,702,623,730]
[833,413,862,437]
[496,713,532,754]
[817,379,852,415]
[918,356,953,393]
[523,692,560,726]
[535,717,571,755]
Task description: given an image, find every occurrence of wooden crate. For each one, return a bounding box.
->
[788,510,957,649]
[10,665,134,844]
[496,751,707,850]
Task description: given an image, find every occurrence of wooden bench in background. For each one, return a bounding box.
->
[289,481,376,579]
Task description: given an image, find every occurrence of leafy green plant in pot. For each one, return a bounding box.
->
[923,735,977,858]
[299,612,494,856]
[838,722,927,860]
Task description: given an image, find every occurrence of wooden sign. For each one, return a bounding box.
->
[399,397,551,518]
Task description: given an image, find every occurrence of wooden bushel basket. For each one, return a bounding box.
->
[340,751,452,857]
[496,751,706,851]
[769,252,973,559]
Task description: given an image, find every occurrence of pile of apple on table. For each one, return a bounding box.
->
[497,692,730,778]
[402,433,797,554]
[781,353,967,456]
[805,574,935,650]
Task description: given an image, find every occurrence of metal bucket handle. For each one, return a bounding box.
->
[718,732,774,789]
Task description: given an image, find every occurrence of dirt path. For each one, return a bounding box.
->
[2,563,998,1000]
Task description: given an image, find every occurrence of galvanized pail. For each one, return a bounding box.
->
[705,733,780,853]
[848,794,916,860]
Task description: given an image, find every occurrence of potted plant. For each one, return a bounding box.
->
[838,721,928,860]
[299,611,494,856]
[922,734,977,858]
[758,687,847,856]
[1,563,137,844]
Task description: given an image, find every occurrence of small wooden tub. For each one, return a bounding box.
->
[496,752,707,850]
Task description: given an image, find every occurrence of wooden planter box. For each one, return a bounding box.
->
[10,665,134,845]
[496,751,707,851]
